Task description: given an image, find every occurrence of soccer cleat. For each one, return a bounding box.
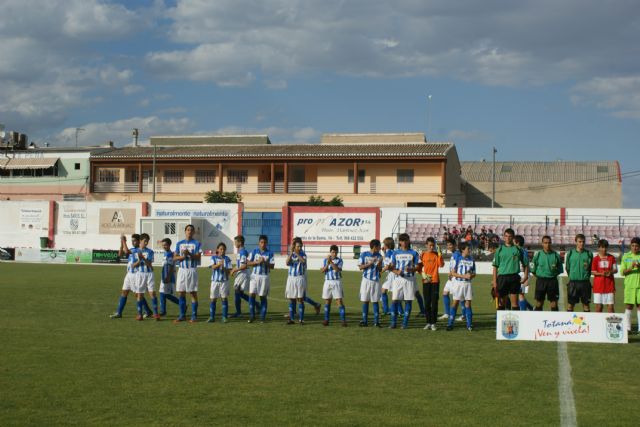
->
[446,325,453,331]
[135,315,143,321]
[207,317,215,323]
[286,320,295,325]
[222,317,228,323]
[143,312,150,319]
[110,313,122,319]
[341,321,348,327]
[247,318,255,323]
[189,318,197,323]
[388,324,397,329]
[467,326,473,332]
[374,322,381,328]
[430,324,438,331]
[322,320,329,326]
[423,324,431,330]
[299,320,305,325]
[457,315,465,322]
[153,314,160,321]
[438,314,449,320]
[314,304,321,315]
[359,321,368,327]
[173,317,186,323]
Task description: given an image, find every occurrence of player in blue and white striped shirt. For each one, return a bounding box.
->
[110,233,152,319]
[133,233,158,320]
[447,242,476,331]
[285,240,308,324]
[321,245,346,326]
[390,233,420,329]
[380,237,399,316]
[173,224,202,323]
[159,238,179,316]
[231,235,255,317]
[208,243,232,323]
[358,239,383,327]
[246,235,275,323]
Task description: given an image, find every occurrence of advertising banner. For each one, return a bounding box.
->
[99,208,136,235]
[60,206,87,235]
[66,249,93,264]
[14,247,41,262]
[290,208,379,244]
[91,249,121,264]
[496,311,627,344]
[40,249,67,264]
[19,208,43,231]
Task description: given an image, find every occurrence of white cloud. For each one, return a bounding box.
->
[571,76,640,119]
[123,85,144,95]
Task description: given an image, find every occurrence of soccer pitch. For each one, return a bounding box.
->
[1,263,638,426]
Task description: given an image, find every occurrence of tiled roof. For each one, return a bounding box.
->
[91,143,454,160]
[461,161,621,182]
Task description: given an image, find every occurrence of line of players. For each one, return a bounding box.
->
[109,224,640,333]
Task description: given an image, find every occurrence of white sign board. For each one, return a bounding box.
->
[19,208,44,231]
[497,311,627,344]
[292,212,377,244]
[60,206,87,234]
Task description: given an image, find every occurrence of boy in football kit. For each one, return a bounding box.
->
[531,236,563,311]
[321,245,347,327]
[174,224,202,323]
[591,239,617,313]
[439,239,460,321]
[133,233,159,320]
[358,239,383,327]
[420,237,444,330]
[565,234,593,312]
[492,228,528,311]
[390,233,420,329]
[110,233,151,318]
[208,243,232,323]
[446,242,476,331]
[514,235,533,311]
[621,237,640,333]
[286,240,308,324]
[247,235,275,323]
[230,235,253,317]
[380,237,396,316]
[159,238,179,316]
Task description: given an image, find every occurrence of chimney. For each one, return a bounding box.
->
[132,128,139,147]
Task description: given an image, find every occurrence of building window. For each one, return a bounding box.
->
[227,170,248,183]
[125,169,139,183]
[74,163,81,170]
[347,169,365,183]
[164,222,176,235]
[195,169,216,183]
[396,169,414,183]
[98,169,120,182]
[163,170,184,183]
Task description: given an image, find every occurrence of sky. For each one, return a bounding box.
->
[1,0,639,206]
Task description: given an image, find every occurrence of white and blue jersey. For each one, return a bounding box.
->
[211,255,232,282]
[161,251,175,284]
[127,248,139,273]
[391,249,420,279]
[323,257,343,280]
[137,248,154,273]
[174,239,202,268]
[287,251,307,277]
[451,254,476,282]
[249,248,275,276]
[236,247,249,276]
[359,251,382,281]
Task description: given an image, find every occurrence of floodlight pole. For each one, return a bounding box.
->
[492,146,497,208]
[427,94,432,141]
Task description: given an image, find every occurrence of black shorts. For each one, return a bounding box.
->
[535,277,560,302]
[567,280,592,305]
[497,274,521,297]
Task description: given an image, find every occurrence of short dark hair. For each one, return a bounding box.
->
[446,238,457,246]
[541,235,552,243]
[631,237,640,245]
[217,242,226,250]
[161,238,172,245]
[514,235,525,246]
[398,233,410,242]
[370,239,381,249]
[259,235,268,242]
[382,237,395,250]
[292,236,302,244]
[426,237,436,245]
[234,235,245,245]
[131,233,141,240]
[504,228,515,236]
[459,242,469,251]
[575,234,586,241]
[140,233,150,241]
[330,244,339,252]
[488,241,499,250]
[185,224,195,231]
[598,239,609,248]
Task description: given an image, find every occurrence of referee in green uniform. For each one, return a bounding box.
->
[492,228,529,310]
[565,234,593,312]
[531,236,563,311]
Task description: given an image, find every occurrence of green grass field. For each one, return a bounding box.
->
[1,263,639,426]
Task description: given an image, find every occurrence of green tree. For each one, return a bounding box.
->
[204,191,242,203]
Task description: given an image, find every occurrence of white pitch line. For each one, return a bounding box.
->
[557,280,578,427]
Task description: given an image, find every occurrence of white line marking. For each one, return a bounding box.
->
[558,281,578,427]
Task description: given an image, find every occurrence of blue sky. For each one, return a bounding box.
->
[1,0,639,206]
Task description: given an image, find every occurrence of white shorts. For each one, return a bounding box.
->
[250,275,270,297]
[176,268,199,293]
[452,281,472,301]
[382,272,397,291]
[234,273,250,292]
[392,276,416,301]
[135,272,155,294]
[160,281,174,294]
[122,272,136,291]
[285,275,307,299]
[520,285,529,294]
[322,279,344,300]
[443,280,453,294]
[360,278,381,302]
[210,280,230,299]
[593,292,615,305]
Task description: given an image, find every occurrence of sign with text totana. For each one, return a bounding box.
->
[292,212,377,244]
[497,311,627,344]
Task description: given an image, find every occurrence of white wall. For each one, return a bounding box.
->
[0,200,50,247]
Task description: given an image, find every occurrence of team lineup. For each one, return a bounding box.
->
[110,224,640,333]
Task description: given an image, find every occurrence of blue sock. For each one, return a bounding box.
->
[298,303,305,322]
[234,292,242,314]
[443,294,451,317]
[289,301,295,320]
[373,302,380,324]
[304,296,319,307]
[518,299,527,311]
[136,300,143,316]
[222,300,228,318]
[209,301,216,319]
[249,296,256,318]
[191,301,198,321]
[381,293,389,314]
[396,301,403,316]
[151,296,158,315]
[142,297,152,315]
[525,299,534,310]
[466,307,473,328]
[259,296,268,320]
[448,306,457,327]
[160,293,167,314]
[362,303,369,323]
[324,303,330,322]
[461,306,466,318]
[339,305,346,322]
[415,292,425,314]
[402,301,412,328]
[241,292,250,303]
[391,301,398,327]
[116,295,127,315]
[178,296,186,319]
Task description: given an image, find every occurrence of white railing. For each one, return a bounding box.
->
[288,182,318,194]
[94,182,139,193]
[358,182,441,194]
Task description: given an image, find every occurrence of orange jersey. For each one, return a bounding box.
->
[420,251,443,282]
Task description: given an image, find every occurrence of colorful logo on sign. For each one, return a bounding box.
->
[501,313,519,339]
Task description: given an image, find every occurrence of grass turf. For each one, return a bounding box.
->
[0,263,638,426]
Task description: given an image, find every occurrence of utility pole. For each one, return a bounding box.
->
[427,94,432,141]
[492,146,497,208]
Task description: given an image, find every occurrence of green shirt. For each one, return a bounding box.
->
[492,244,525,275]
[531,250,563,278]
[565,249,593,281]
[620,251,640,290]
